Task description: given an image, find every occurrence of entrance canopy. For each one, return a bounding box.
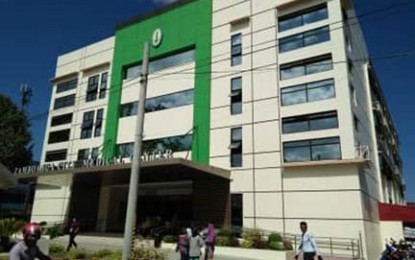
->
[15,158,231,182]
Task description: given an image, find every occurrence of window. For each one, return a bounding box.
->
[278,4,328,32]
[124,49,195,80]
[230,127,242,167]
[48,129,70,144]
[56,79,77,93]
[231,194,243,227]
[91,147,100,160]
[99,72,108,99]
[80,111,94,139]
[94,109,104,137]
[283,137,341,162]
[120,102,138,118]
[51,113,72,126]
[86,75,99,102]
[279,26,330,53]
[231,34,242,66]
[282,111,338,134]
[77,149,90,161]
[118,134,192,158]
[145,89,194,113]
[120,89,194,117]
[45,149,67,162]
[53,94,76,110]
[230,77,242,115]
[281,78,335,106]
[118,143,134,159]
[280,54,332,80]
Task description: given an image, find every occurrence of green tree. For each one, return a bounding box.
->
[0,95,33,171]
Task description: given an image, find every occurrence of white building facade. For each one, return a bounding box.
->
[21,0,406,259]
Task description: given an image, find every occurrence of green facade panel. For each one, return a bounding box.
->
[103,0,212,164]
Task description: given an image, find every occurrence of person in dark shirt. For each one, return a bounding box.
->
[9,223,51,260]
[66,218,80,251]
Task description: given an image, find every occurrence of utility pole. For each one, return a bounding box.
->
[20,83,32,111]
[122,42,150,260]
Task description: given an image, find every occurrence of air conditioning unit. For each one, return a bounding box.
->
[356,145,370,160]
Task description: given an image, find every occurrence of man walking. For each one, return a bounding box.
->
[295,221,323,260]
[66,218,80,251]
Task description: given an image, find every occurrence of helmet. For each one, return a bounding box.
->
[23,223,42,240]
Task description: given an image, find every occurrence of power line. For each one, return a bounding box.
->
[25,1,415,122]
[27,48,415,123]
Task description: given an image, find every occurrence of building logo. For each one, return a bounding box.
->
[152,28,163,48]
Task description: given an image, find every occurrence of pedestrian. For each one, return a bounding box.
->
[204,223,216,260]
[9,222,51,260]
[188,228,205,260]
[176,228,189,260]
[66,218,80,251]
[294,221,323,260]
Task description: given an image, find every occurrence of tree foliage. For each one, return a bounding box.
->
[0,95,33,171]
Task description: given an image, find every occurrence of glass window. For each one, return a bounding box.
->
[91,148,100,160]
[94,109,104,137]
[124,49,195,80]
[311,137,341,160]
[86,75,99,102]
[81,111,94,139]
[281,79,335,106]
[45,149,67,162]
[142,134,192,153]
[118,134,192,158]
[231,194,243,227]
[149,49,195,73]
[125,65,140,80]
[145,89,194,113]
[231,34,242,66]
[305,58,332,74]
[309,112,338,130]
[48,129,70,144]
[280,55,332,80]
[231,77,242,115]
[230,127,242,167]
[120,102,138,118]
[51,113,72,126]
[77,149,90,161]
[120,89,194,117]
[99,72,108,99]
[281,85,307,106]
[282,111,338,134]
[56,79,77,93]
[53,94,76,110]
[118,143,134,159]
[278,4,328,32]
[279,26,330,53]
[283,137,341,162]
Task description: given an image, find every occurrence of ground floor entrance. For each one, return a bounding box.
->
[60,159,231,234]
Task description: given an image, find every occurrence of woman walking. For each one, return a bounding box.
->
[204,223,216,260]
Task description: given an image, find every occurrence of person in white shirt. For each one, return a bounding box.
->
[295,221,323,260]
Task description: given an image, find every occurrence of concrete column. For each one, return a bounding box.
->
[96,186,111,232]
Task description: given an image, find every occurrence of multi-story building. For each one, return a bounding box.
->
[15,0,407,258]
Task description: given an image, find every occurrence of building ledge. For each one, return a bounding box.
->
[49,72,79,83]
[283,158,369,168]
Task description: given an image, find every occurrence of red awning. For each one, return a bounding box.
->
[379,203,415,222]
